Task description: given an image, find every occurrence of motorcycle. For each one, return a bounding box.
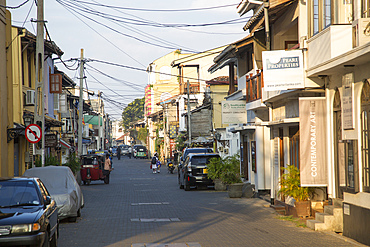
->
[167,158,175,174]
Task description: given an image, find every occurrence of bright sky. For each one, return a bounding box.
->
[9,0,249,120]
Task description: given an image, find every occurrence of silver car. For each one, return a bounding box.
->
[23,166,84,222]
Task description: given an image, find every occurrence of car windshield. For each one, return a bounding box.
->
[191,156,219,166]
[0,180,40,207]
[184,149,212,158]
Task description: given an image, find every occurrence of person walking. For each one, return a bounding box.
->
[173,150,179,166]
[104,153,112,184]
[128,146,132,159]
[151,152,158,173]
[117,145,121,160]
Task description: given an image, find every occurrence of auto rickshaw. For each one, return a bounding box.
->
[80,154,108,185]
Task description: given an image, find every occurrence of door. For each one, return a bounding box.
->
[14,140,20,176]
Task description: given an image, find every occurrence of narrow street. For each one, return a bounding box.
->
[58,157,364,247]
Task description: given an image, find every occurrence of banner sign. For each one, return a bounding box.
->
[299,97,327,186]
[221,101,246,124]
[262,50,304,91]
[342,73,354,130]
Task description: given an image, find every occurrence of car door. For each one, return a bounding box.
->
[37,179,58,238]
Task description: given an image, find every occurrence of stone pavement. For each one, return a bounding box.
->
[58,156,367,247]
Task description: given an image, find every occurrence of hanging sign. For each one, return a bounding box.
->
[262,50,304,91]
[25,124,42,144]
[299,97,327,186]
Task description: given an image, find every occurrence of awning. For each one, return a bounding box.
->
[228,125,256,133]
[60,139,71,149]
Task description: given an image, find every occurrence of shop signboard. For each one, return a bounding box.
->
[221,101,246,124]
[262,50,304,91]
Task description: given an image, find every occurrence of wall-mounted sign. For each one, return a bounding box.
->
[221,101,246,124]
[342,73,354,130]
[45,134,57,147]
[299,97,327,186]
[262,50,304,91]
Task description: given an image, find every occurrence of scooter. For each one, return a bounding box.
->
[167,158,175,174]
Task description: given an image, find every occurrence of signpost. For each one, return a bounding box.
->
[25,124,42,144]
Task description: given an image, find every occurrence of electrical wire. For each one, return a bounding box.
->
[0,0,30,9]
[66,1,239,12]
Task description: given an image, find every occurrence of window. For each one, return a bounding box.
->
[289,126,300,169]
[309,0,352,37]
[362,0,370,17]
[361,81,370,192]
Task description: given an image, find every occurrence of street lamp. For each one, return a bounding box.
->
[23,112,33,127]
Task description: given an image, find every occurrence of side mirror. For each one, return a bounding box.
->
[44,196,52,205]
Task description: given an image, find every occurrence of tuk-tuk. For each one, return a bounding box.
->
[134,145,148,159]
[80,154,108,185]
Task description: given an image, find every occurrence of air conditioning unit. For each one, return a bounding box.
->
[26,90,35,105]
[352,18,370,48]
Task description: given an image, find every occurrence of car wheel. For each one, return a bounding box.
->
[77,208,81,217]
[43,231,50,247]
[184,177,190,191]
[50,231,57,247]
[68,216,77,222]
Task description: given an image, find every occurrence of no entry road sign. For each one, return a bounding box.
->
[25,124,42,143]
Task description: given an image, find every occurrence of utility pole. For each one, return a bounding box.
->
[263,0,270,51]
[34,0,45,166]
[78,49,84,156]
[187,80,191,147]
[98,91,101,150]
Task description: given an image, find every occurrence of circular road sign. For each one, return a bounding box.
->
[25,124,42,144]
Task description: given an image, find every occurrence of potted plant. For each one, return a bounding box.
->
[207,156,227,191]
[278,165,315,217]
[220,154,243,198]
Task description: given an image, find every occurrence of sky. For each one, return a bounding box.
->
[9,0,249,120]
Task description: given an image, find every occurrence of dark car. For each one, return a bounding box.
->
[0,177,58,247]
[179,153,220,191]
[178,147,214,181]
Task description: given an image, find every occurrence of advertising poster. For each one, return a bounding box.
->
[299,97,327,186]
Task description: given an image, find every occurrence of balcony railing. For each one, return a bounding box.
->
[246,70,263,103]
[180,82,200,94]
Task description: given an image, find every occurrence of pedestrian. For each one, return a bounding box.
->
[151,153,158,173]
[128,146,132,159]
[156,153,161,173]
[117,145,121,160]
[103,153,112,184]
[173,150,179,166]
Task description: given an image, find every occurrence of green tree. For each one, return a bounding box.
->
[137,127,148,144]
[122,97,145,130]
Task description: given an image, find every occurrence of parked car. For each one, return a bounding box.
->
[23,166,84,222]
[111,146,118,156]
[0,177,58,247]
[133,145,148,159]
[178,147,214,182]
[120,145,130,156]
[179,153,220,191]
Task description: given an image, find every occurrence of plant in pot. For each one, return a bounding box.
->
[220,154,243,198]
[278,165,315,217]
[207,156,227,191]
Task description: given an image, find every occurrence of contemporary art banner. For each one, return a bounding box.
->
[221,101,246,124]
[299,97,327,186]
[262,50,304,91]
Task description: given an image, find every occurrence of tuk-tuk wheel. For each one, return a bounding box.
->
[86,179,91,185]
[83,181,86,185]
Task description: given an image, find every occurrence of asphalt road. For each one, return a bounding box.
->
[58,156,365,247]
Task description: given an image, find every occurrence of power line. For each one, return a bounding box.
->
[0,0,30,9]
[64,1,239,12]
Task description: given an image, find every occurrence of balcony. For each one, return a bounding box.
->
[246,70,263,103]
[306,25,352,76]
[180,82,200,95]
